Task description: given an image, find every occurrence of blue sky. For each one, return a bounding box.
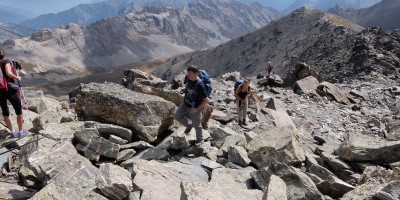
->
[0,0,103,17]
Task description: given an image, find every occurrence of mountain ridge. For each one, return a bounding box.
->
[284,0,381,13]
[329,0,400,30]
[3,0,282,74]
[0,23,35,43]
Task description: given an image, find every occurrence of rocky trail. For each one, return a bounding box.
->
[0,62,399,199]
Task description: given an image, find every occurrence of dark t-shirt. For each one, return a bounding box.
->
[184,79,207,108]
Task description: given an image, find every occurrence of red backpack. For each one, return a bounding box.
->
[0,60,18,91]
[0,61,9,90]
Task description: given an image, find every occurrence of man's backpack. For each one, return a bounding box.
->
[234,80,244,92]
[198,70,212,97]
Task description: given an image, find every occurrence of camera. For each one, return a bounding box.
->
[12,61,22,70]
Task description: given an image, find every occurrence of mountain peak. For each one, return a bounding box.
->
[153,8,365,82]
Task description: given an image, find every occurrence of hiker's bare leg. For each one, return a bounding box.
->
[17,114,23,131]
[3,116,13,131]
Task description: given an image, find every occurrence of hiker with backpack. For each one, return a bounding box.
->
[174,66,210,144]
[0,48,28,138]
[234,78,252,126]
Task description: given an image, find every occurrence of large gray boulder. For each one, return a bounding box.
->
[132,160,209,200]
[210,168,257,189]
[316,82,351,105]
[27,141,104,199]
[32,109,65,130]
[71,83,176,143]
[316,177,355,199]
[293,76,320,95]
[122,69,167,89]
[251,162,324,200]
[84,121,133,142]
[24,90,61,114]
[342,166,400,200]
[337,133,400,163]
[31,182,108,200]
[0,182,36,199]
[180,181,263,200]
[210,126,239,148]
[127,80,183,106]
[97,164,133,200]
[228,146,251,167]
[262,98,296,128]
[246,126,305,168]
[262,175,287,200]
[284,62,320,86]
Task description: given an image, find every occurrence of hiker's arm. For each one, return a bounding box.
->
[246,88,252,98]
[5,63,21,81]
[191,97,208,114]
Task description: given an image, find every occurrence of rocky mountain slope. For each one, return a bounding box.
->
[1,65,399,199]
[284,0,381,13]
[153,8,400,85]
[0,23,35,43]
[329,0,400,30]
[20,0,132,29]
[2,0,281,75]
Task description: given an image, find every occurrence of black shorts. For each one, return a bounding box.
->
[0,88,22,116]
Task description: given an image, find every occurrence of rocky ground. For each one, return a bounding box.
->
[0,65,399,199]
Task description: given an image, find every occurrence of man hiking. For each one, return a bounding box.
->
[0,48,28,138]
[235,78,251,126]
[174,66,208,144]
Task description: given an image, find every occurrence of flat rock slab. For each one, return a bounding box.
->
[246,126,305,167]
[0,182,36,199]
[42,121,84,141]
[132,160,208,200]
[180,182,263,200]
[27,141,103,199]
[337,133,400,163]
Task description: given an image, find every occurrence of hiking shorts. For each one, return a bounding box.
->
[0,89,22,116]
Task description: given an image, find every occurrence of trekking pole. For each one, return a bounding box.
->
[14,66,31,122]
[0,136,44,156]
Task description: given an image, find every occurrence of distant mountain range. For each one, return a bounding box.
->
[283,0,381,13]
[20,0,132,29]
[329,0,400,30]
[3,0,282,74]
[0,23,35,43]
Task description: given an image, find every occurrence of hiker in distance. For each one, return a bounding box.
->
[0,48,28,138]
[235,78,252,126]
[267,61,273,77]
[174,66,209,144]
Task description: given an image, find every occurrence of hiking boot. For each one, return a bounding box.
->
[242,119,248,126]
[184,126,193,134]
[19,130,29,138]
[195,139,204,146]
[10,130,19,138]
[238,120,242,126]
